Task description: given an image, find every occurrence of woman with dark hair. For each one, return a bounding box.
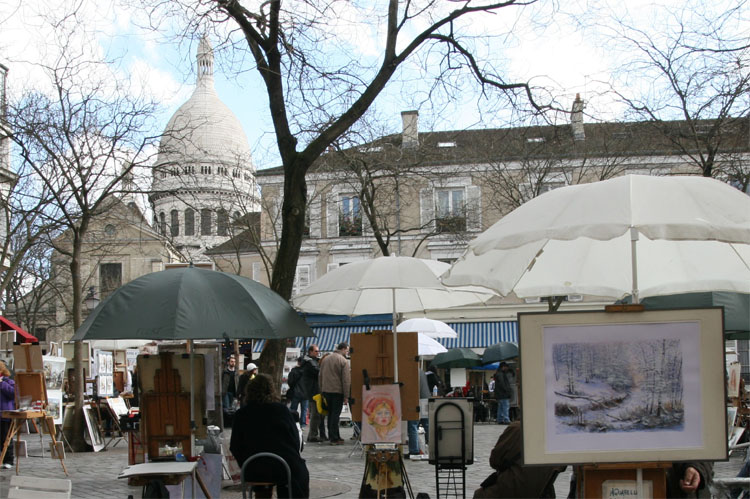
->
[230,374,309,498]
[0,361,14,469]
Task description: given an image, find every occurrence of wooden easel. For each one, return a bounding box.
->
[576,304,669,498]
[0,344,67,475]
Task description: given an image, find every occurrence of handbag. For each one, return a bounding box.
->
[313,393,328,415]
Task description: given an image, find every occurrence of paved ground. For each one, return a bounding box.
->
[0,423,744,498]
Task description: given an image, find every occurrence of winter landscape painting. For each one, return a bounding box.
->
[551,338,684,435]
[519,309,727,465]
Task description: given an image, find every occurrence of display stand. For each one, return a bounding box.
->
[574,304,670,499]
[431,400,472,499]
[0,410,68,475]
[359,445,413,499]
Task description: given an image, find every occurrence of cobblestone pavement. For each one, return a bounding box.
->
[0,423,743,498]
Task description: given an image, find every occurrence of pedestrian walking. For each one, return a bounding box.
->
[319,342,351,445]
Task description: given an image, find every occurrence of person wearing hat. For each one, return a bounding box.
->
[237,360,259,407]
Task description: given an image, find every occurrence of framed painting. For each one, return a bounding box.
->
[46,390,63,425]
[83,405,105,452]
[361,384,402,444]
[728,362,742,398]
[519,308,726,465]
[43,356,66,391]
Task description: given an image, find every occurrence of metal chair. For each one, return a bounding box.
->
[240,452,292,499]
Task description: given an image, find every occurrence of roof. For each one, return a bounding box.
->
[255,118,750,177]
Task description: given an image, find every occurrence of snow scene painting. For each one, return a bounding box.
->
[543,321,703,454]
[552,338,684,434]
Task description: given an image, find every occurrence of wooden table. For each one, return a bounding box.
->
[118,461,211,498]
[0,410,68,475]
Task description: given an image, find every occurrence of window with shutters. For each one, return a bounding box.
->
[339,194,362,236]
[435,188,466,233]
[292,265,311,296]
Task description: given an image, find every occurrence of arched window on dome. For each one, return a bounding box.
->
[217,210,229,236]
[185,208,195,236]
[232,169,240,179]
[170,210,179,237]
[159,212,166,235]
[201,208,212,235]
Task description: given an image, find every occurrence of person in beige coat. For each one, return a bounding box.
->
[318,342,351,445]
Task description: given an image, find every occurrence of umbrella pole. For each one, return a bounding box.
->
[630,227,640,304]
[187,339,196,457]
[392,289,399,383]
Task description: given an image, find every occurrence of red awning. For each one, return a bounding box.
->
[0,316,38,343]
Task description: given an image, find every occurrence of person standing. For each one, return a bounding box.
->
[221,355,237,411]
[286,357,308,427]
[319,342,351,445]
[237,361,258,407]
[301,344,327,442]
[0,362,15,469]
[493,362,512,424]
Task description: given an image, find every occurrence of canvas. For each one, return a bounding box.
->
[361,384,402,444]
[520,308,727,465]
[46,390,63,425]
[42,356,66,391]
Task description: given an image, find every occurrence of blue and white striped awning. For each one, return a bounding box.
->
[438,321,517,348]
[252,320,518,352]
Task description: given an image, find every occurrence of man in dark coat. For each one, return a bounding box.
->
[286,357,307,427]
[493,362,512,424]
[474,421,565,498]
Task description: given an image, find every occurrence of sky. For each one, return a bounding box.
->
[0,0,744,170]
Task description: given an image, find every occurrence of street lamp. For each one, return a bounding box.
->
[84,286,99,311]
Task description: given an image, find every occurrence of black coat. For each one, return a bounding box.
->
[230,401,309,498]
[297,356,320,400]
[493,370,512,400]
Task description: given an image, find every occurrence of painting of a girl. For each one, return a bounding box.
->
[361,384,402,444]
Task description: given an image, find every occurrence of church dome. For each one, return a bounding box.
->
[155,37,254,171]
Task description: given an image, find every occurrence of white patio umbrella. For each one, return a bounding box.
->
[443,175,750,302]
[417,333,448,356]
[292,255,496,381]
[397,317,458,338]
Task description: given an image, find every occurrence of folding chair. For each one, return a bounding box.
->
[240,452,292,499]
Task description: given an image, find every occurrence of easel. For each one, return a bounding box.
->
[0,344,67,475]
[351,331,418,499]
[576,304,669,498]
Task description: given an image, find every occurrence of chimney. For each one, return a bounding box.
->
[571,94,585,141]
[401,110,419,148]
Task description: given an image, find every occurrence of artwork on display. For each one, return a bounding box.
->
[361,384,402,444]
[520,309,726,465]
[43,356,66,391]
[93,350,114,397]
[46,390,63,425]
[728,406,738,430]
[728,362,742,398]
[125,350,138,370]
[98,375,113,397]
[83,405,105,452]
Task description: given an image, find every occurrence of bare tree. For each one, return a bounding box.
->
[5,16,162,449]
[145,0,554,381]
[605,1,750,183]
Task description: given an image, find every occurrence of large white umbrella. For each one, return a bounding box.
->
[417,333,448,356]
[397,317,458,338]
[443,175,750,302]
[292,256,496,381]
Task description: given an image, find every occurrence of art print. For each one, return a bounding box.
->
[43,356,66,391]
[83,405,105,452]
[544,322,701,453]
[519,309,726,465]
[361,384,402,444]
[47,390,63,425]
[728,362,741,398]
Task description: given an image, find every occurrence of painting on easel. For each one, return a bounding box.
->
[43,356,66,391]
[361,385,402,444]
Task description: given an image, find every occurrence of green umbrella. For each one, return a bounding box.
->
[638,292,750,340]
[74,266,314,341]
[481,342,518,364]
[432,348,482,369]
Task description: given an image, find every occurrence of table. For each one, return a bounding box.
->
[118,461,211,498]
[0,410,68,475]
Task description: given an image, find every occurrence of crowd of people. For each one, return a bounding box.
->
[222,349,714,499]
